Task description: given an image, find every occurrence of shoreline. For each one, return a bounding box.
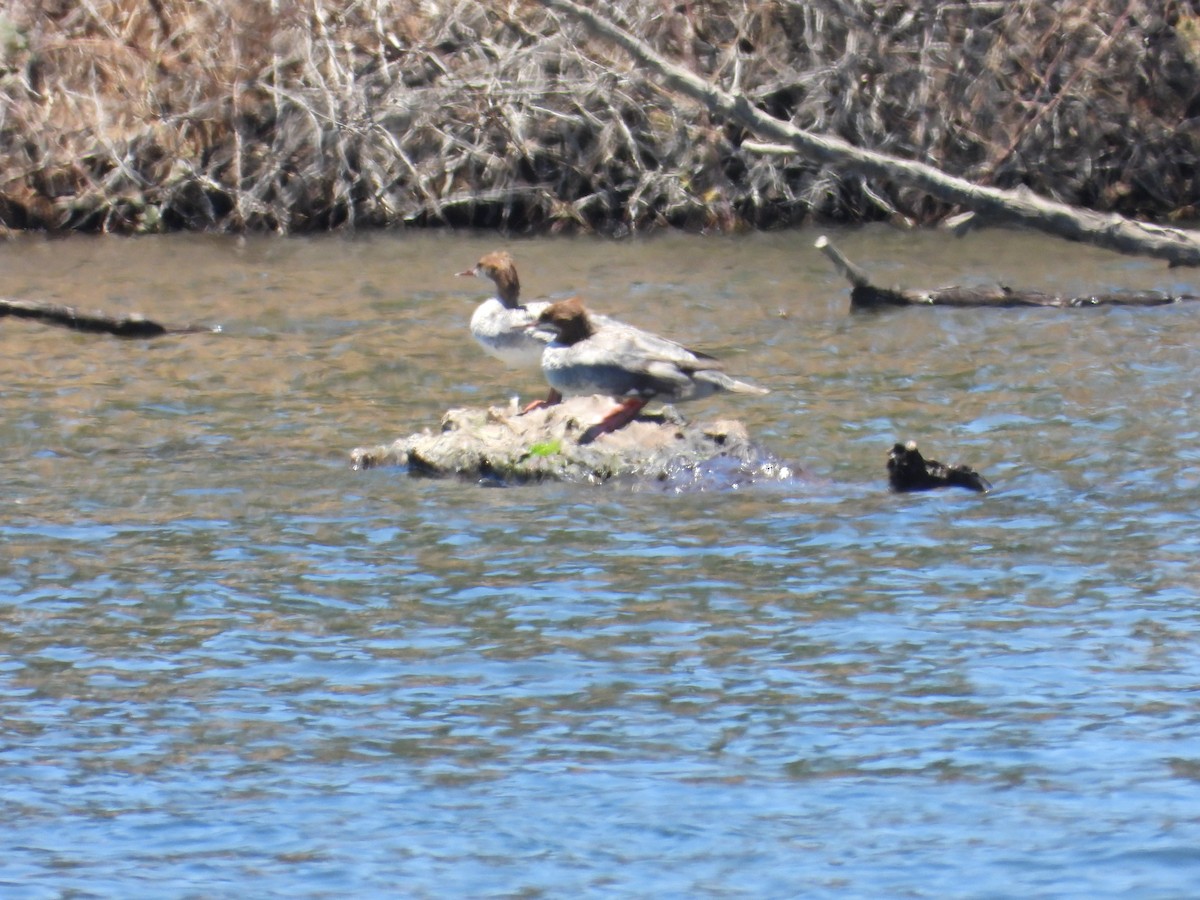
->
[1,1,1197,236]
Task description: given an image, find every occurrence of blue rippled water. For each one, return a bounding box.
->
[3,231,1200,897]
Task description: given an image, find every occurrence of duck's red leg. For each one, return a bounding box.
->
[579,398,647,444]
[519,388,562,415]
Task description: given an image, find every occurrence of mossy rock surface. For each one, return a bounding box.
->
[351,395,794,489]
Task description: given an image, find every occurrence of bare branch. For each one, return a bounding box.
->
[0,297,219,338]
[540,0,1200,267]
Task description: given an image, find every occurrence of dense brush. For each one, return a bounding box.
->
[0,0,1195,234]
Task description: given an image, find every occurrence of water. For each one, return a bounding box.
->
[2,229,1200,897]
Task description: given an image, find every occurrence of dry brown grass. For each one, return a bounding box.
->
[0,0,1196,234]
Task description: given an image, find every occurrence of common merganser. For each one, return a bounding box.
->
[456,251,551,369]
[456,250,640,368]
[532,297,768,442]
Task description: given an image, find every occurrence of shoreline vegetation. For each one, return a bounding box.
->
[0,1,1197,237]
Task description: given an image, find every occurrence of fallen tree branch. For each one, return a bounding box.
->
[540,0,1200,268]
[813,235,870,288]
[815,236,1200,310]
[0,297,219,338]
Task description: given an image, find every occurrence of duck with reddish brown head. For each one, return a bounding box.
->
[456,251,552,370]
[533,297,768,442]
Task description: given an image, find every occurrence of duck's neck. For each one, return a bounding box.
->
[492,268,520,308]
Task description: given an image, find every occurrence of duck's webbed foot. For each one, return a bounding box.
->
[579,398,647,445]
[518,388,563,416]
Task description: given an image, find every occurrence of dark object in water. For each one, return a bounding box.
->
[888,441,991,493]
[0,297,218,338]
[850,283,1196,310]
[814,236,1200,311]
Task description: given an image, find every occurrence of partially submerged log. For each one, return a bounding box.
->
[888,441,991,494]
[815,236,1200,310]
[0,297,219,338]
[351,395,794,488]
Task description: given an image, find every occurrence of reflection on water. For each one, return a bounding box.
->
[2,229,1200,896]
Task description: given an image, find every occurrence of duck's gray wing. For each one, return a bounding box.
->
[591,317,720,367]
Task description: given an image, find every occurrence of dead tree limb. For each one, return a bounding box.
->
[815,236,1200,310]
[0,297,219,338]
[539,0,1200,268]
[813,235,870,288]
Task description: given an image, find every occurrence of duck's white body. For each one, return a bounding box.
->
[458,250,553,370]
[468,296,551,368]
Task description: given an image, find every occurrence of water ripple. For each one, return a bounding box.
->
[4,232,1200,896]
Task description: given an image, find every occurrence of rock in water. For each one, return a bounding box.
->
[887,441,991,493]
[351,395,793,489]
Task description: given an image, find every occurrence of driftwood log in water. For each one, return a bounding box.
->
[0,297,218,338]
[888,442,991,494]
[815,236,1200,311]
[351,395,793,489]
[540,0,1200,268]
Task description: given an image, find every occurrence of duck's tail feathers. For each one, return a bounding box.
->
[700,371,769,395]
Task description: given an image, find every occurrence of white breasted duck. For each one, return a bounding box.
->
[456,250,551,370]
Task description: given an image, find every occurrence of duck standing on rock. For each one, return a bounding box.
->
[456,250,563,409]
[531,297,769,443]
[457,251,550,369]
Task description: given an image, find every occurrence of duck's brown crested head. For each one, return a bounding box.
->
[459,250,520,307]
[537,297,595,346]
